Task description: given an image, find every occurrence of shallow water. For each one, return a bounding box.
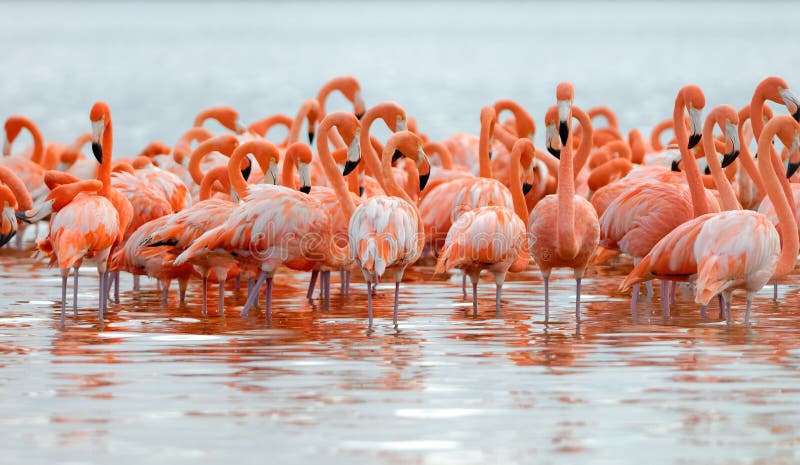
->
[4,1,800,464]
[3,234,800,464]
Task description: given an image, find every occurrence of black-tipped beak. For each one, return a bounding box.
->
[721,150,739,168]
[299,185,311,194]
[343,159,359,176]
[241,162,252,181]
[559,121,569,146]
[688,133,701,150]
[391,149,403,163]
[488,151,493,161]
[419,173,430,191]
[356,111,364,120]
[704,166,711,175]
[92,142,103,163]
[358,186,365,197]
[788,161,800,179]
[793,108,800,122]
[547,146,561,159]
[671,160,681,172]
[15,211,32,224]
[0,230,15,248]
[308,131,315,144]
[522,182,533,195]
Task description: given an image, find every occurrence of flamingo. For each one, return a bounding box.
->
[435,138,535,314]
[599,86,727,311]
[316,76,366,120]
[0,167,33,247]
[175,137,353,322]
[193,106,247,134]
[528,82,600,321]
[621,115,800,325]
[140,136,242,315]
[349,130,430,328]
[248,114,294,145]
[36,102,122,325]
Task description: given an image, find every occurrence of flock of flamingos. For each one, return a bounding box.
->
[1,76,800,329]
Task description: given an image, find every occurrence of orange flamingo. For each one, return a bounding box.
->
[316,76,366,120]
[528,82,600,321]
[621,115,799,325]
[0,167,33,247]
[435,138,535,314]
[37,102,122,325]
[349,130,430,328]
[193,106,247,134]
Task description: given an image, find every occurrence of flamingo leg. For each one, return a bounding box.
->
[495,283,502,314]
[471,276,478,317]
[575,278,582,323]
[631,283,640,314]
[393,281,400,327]
[114,272,120,303]
[700,305,708,319]
[669,281,677,306]
[162,280,170,305]
[323,271,331,309]
[339,268,345,293]
[660,282,670,317]
[724,294,732,325]
[744,294,753,326]
[264,277,273,324]
[73,266,79,316]
[344,271,351,296]
[462,273,467,299]
[306,270,319,300]
[367,280,373,329]
[218,279,225,316]
[242,272,266,317]
[717,294,725,319]
[178,278,188,304]
[133,275,140,291]
[773,279,778,302]
[201,276,208,316]
[98,272,105,323]
[645,281,654,297]
[543,276,550,322]
[60,272,68,328]
[234,275,240,293]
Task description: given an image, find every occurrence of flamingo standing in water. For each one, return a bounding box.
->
[528,82,600,321]
[0,167,33,247]
[435,138,535,314]
[37,102,122,325]
[349,131,430,328]
[621,115,800,325]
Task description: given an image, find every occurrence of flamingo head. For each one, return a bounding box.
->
[90,102,111,163]
[304,99,321,144]
[544,105,561,159]
[387,131,430,191]
[324,112,361,176]
[195,106,246,134]
[513,138,536,195]
[286,142,314,194]
[0,185,18,247]
[480,106,497,160]
[556,82,575,145]
[680,85,706,150]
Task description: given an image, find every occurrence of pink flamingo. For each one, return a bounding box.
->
[528,82,600,321]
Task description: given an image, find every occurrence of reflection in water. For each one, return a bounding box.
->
[2,238,800,464]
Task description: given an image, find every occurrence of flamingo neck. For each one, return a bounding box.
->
[425,142,454,170]
[478,118,493,179]
[674,96,709,217]
[587,158,633,192]
[227,149,250,199]
[571,106,594,177]
[199,166,229,201]
[0,167,32,211]
[359,113,388,190]
[736,113,766,197]
[758,119,799,277]
[281,150,298,189]
[508,147,529,224]
[381,149,415,205]
[628,129,646,164]
[288,103,312,144]
[557,109,578,259]
[317,123,356,220]
[702,120,739,211]
[98,120,113,198]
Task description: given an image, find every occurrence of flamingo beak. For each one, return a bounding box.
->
[671,160,681,172]
[91,120,104,163]
[396,118,408,132]
[545,124,560,159]
[721,121,740,168]
[342,131,361,176]
[418,146,431,191]
[787,134,800,178]
[0,230,15,248]
[779,87,800,122]
[557,99,571,145]
[359,186,365,196]
[522,182,533,195]
[2,138,9,156]
[240,158,252,181]
[392,149,403,163]
[688,107,702,149]
[307,131,315,144]
[298,162,311,194]
[787,162,800,179]
[354,91,365,120]
[234,120,247,135]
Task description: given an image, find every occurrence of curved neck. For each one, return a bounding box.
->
[0,166,32,211]
[423,142,454,169]
[248,114,292,143]
[493,125,518,152]
[589,106,619,128]
[736,112,766,197]
[587,158,633,191]
[227,149,250,199]
[508,146,529,224]
[702,119,739,211]
[478,117,493,178]
[98,118,113,198]
[17,120,45,165]
[557,106,578,259]
[281,149,298,189]
[289,102,314,144]
[199,166,229,201]
[381,146,415,205]
[758,119,799,277]
[674,95,709,217]
[628,129,646,164]
[571,106,594,177]
[317,121,357,220]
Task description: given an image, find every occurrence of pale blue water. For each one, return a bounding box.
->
[2,2,800,465]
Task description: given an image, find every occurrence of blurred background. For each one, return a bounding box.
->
[1,1,798,153]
